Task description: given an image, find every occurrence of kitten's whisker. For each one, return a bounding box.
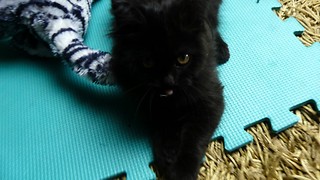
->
[181,87,196,105]
[188,86,208,115]
[188,85,201,94]
[181,87,200,116]
[148,91,155,120]
[123,82,144,95]
[134,87,152,118]
[189,85,206,100]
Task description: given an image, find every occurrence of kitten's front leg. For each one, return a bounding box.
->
[153,116,218,180]
[153,134,196,180]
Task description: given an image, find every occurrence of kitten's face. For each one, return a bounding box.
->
[111,0,215,98]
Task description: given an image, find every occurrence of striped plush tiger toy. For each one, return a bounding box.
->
[0,0,113,85]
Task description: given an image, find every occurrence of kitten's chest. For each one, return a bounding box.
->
[151,96,195,120]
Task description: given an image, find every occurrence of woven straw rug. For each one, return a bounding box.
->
[199,0,320,179]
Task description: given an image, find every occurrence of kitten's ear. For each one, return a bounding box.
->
[111,0,144,24]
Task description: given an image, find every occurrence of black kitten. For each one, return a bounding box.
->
[110,0,229,179]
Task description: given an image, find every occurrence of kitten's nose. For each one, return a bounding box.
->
[159,75,174,97]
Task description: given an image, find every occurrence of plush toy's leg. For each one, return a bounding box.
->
[59,37,114,85]
[34,17,114,85]
[9,0,113,85]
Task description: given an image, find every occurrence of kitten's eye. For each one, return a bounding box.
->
[177,54,191,66]
[142,60,154,68]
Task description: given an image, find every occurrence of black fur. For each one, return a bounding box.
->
[110,0,229,179]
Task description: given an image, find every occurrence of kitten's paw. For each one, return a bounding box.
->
[154,148,178,170]
[157,166,197,180]
[154,158,198,180]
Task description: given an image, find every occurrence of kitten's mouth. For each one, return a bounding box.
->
[159,89,173,97]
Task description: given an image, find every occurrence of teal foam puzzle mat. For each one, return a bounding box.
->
[213,0,320,151]
[1,0,320,179]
